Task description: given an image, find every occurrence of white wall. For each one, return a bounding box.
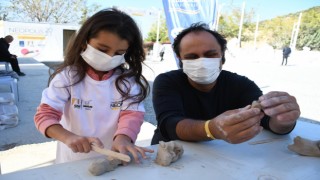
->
[0,21,79,62]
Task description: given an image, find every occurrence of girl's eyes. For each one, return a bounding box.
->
[98,49,125,56]
[98,49,107,53]
[115,52,126,56]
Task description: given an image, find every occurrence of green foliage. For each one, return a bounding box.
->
[296,7,320,50]
[217,6,320,50]
[79,3,101,24]
[254,6,320,50]
[259,17,295,49]
[218,14,239,38]
[217,7,256,43]
[145,15,169,43]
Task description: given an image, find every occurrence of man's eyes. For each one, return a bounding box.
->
[205,52,220,57]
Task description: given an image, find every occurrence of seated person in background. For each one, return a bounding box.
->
[0,35,26,76]
[151,23,300,145]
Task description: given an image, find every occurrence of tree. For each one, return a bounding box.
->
[0,2,9,20]
[297,7,320,50]
[257,6,320,50]
[145,15,169,43]
[79,3,100,24]
[218,7,256,42]
[259,17,294,49]
[7,0,99,24]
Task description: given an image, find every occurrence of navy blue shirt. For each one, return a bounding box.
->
[151,69,271,144]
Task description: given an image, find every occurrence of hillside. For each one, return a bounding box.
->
[258,6,320,50]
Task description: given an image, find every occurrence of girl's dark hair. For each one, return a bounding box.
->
[49,8,149,104]
[172,22,227,68]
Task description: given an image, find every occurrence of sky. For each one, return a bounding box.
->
[90,0,320,38]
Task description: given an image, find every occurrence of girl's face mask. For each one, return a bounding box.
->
[81,44,125,71]
[182,57,221,84]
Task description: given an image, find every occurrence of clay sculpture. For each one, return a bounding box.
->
[288,136,320,157]
[155,141,184,166]
[251,100,262,110]
[88,157,121,176]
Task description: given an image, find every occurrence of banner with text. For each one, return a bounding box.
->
[162,0,217,43]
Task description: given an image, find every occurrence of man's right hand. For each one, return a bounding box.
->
[209,106,264,144]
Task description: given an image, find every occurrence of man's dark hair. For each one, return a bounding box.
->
[172,22,227,68]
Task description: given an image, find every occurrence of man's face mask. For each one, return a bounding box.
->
[182,57,221,84]
[81,44,125,71]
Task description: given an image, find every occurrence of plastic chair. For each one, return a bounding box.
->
[0,61,10,71]
[0,76,18,104]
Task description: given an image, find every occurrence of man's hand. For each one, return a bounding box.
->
[259,91,300,133]
[210,106,264,144]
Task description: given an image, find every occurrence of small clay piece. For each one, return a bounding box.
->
[249,138,284,145]
[251,100,262,110]
[155,141,184,166]
[88,157,121,176]
[288,136,320,157]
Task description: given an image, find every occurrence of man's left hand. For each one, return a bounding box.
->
[259,91,300,128]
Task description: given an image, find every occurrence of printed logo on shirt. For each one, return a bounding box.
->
[72,98,82,109]
[110,101,122,110]
[82,100,93,110]
[71,98,93,110]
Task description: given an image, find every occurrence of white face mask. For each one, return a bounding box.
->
[182,57,221,84]
[80,44,125,71]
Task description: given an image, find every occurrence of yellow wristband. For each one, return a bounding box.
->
[205,120,215,140]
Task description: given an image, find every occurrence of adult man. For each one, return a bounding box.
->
[0,35,26,76]
[159,45,165,61]
[151,23,300,145]
[282,46,291,66]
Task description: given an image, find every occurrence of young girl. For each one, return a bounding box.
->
[34,8,153,164]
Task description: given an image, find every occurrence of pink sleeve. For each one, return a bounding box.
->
[114,110,144,142]
[34,103,63,137]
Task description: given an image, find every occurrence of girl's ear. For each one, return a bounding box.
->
[81,44,88,52]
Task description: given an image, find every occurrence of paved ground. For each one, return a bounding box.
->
[0,47,319,175]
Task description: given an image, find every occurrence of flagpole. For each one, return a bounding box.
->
[292,13,302,50]
[253,15,259,49]
[237,1,245,48]
[153,9,161,59]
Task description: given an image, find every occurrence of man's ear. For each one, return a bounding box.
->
[177,57,183,69]
[221,54,226,65]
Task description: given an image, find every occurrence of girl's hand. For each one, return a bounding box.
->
[63,134,103,153]
[112,134,154,164]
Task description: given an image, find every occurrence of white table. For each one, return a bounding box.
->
[1,120,319,180]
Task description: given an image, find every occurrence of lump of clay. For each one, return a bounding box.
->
[251,100,262,110]
[287,136,320,157]
[155,141,184,166]
[88,157,121,176]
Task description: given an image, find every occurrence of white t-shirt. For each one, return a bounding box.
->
[41,67,145,163]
